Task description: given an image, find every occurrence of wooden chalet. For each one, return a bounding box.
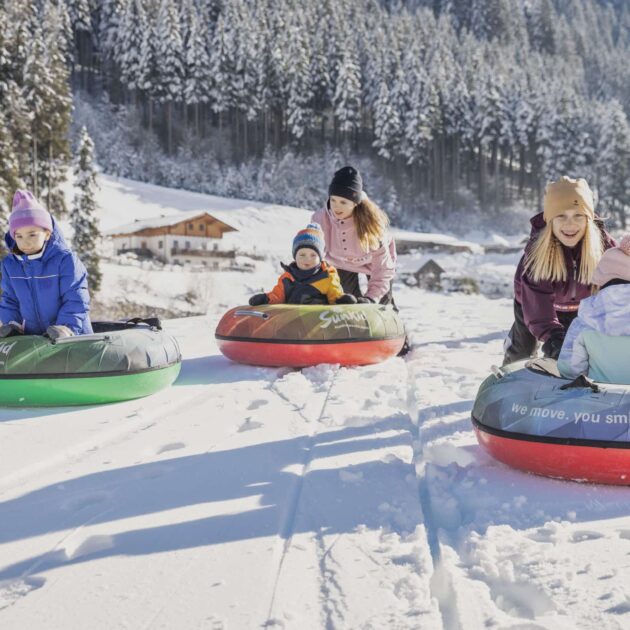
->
[108,211,239,267]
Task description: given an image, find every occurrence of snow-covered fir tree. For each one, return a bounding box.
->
[0,110,19,233]
[207,12,234,121]
[71,126,102,292]
[285,17,314,141]
[372,82,402,161]
[42,5,73,213]
[97,0,125,64]
[53,0,630,223]
[182,0,211,127]
[154,0,184,105]
[65,0,91,33]
[118,0,146,94]
[332,39,362,138]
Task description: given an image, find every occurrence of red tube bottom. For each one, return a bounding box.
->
[217,337,405,368]
[474,425,630,486]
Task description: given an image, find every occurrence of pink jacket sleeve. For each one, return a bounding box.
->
[365,235,397,301]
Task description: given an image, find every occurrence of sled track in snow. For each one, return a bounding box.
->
[263,367,340,628]
[405,356,458,630]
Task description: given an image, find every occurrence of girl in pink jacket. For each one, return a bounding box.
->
[311,166,397,305]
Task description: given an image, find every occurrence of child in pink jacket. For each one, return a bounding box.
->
[311,166,397,305]
[312,166,409,355]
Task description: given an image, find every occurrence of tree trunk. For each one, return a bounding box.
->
[507,149,513,203]
[452,135,459,182]
[243,113,248,158]
[321,111,326,144]
[33,137,38,197]
[490,139,498,176]
[82,32,88,92]
[218,111,223,160]
[478,141,486,207]
[166,101,173,154]
[440,135,447,203]
[263,109,268,150]
[47,142,53,211]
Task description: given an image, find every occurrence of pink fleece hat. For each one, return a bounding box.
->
[8,190,53,238]
[592,235,630,286]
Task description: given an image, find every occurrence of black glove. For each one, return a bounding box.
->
[335,294,357,305]
[249,293,269,306]
[356,296,375,304]
[0,322,23,338]
[541,330,565,360]
[300,294,327,305]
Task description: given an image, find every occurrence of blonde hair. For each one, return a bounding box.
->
[524,220,604,284]
[353,197,390,252]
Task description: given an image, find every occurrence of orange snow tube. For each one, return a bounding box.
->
[215,304,406,368]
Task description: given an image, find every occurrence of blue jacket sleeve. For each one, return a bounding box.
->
[558,318,590,379]
[0,260,22,325]
[55,253,91,333]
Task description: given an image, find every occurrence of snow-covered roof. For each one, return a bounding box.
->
[391,228,483,253]
[106,210,237,236]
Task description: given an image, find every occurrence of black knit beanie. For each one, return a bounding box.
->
[328,166,363,204]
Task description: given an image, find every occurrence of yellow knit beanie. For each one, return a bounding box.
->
[543,176,594,223]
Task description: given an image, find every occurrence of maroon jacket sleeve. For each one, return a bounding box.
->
[520,272,564,342]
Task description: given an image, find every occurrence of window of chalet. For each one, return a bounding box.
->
[185,241,191,249]
[158,240,163,248]
[141,241,147,249]
[173,240,179,249]
[188,223,193,229]
[199,224,204,231]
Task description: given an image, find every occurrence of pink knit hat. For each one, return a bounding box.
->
[8,190,53,238]
[592,235,630,286]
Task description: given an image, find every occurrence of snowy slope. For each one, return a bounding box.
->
[90,174,312,257]
[2,178,630,629]
[0,312,440,628]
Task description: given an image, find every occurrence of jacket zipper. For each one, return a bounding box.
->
[571,259,577,300]
[23,259,44,331]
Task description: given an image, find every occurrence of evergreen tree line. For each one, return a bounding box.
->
[74,0,630,223]
[2,0,630,228]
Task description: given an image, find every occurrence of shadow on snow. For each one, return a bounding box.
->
[0,417,415,581]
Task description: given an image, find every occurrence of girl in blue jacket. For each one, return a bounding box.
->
[0,190,92,339]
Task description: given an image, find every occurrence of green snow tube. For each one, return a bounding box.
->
[0,319,181,406]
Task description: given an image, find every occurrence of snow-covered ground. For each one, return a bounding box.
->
[2,176,630,629]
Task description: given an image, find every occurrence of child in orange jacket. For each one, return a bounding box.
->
[249,224,357,306]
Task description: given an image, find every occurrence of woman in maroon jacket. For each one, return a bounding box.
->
[503,176,616,365]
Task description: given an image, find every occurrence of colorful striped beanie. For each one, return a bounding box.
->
[292,223,325,260]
